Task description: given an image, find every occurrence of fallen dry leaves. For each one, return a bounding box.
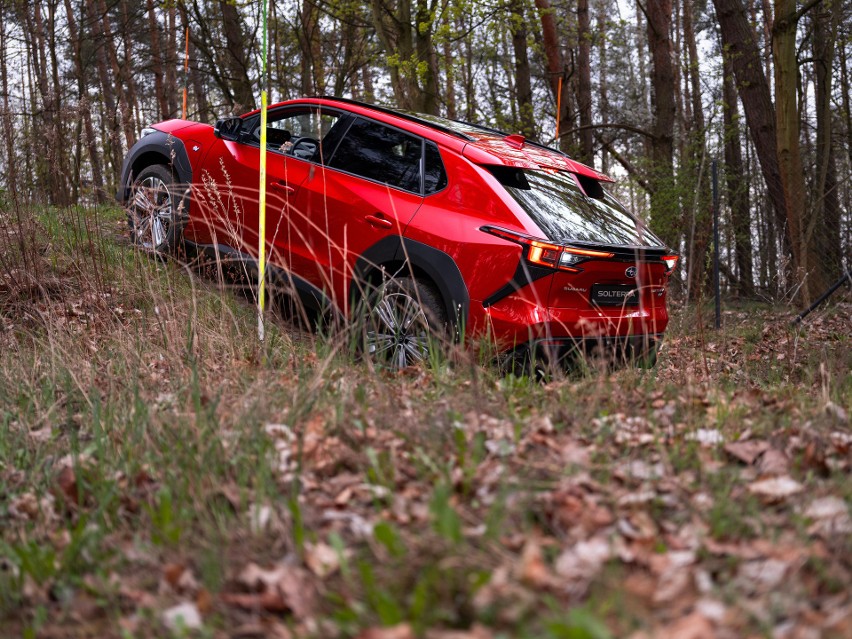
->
[2,238,850,639]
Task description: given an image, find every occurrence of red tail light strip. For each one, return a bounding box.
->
[480,225,614,273]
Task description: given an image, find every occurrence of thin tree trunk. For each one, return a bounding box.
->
[510,0,535,138]
[0,5,18,200]
[443,12,456,120]
[576,0,593,163]
[84,0,121,183]
[65,0,105,203]
[811,5,842,282]
[645,0,678,248]
[178,3,210,123]
[219,0,255,111]
[773,0,824,302]
[722,51,753,295]
[166,3,179,117]
[712,0,790,270]
[683,0,710,298]
[147,0,169,120]
[535,0,571,151]
[597,3,610,173]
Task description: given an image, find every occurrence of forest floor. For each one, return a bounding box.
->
[1,205,850,639]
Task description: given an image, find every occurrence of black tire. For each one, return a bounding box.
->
[126,164,185,256]
[363,276,447,369]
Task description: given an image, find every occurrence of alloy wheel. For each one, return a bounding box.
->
[366,289,431,369]
[131,175,173,250]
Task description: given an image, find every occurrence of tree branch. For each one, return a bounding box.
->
[596,133,652,193]
[560,122,655,139]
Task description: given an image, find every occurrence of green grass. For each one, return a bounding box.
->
[0,205,850,637]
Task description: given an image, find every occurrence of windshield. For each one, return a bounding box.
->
[494,168,663,247]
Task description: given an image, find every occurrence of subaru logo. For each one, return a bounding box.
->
[625,266,637,278]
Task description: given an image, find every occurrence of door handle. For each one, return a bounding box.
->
[364,214,393,229]
[270,181,296,194]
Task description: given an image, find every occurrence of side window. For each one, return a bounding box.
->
[328,118,423,194]
[246,107,343,162]
[424,142,447,194]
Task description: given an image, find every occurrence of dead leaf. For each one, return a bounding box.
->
[748,476,803,501]
[304,542,340,578]
[554,537,611,593]
[724,439,770,465]
[162,601,202,631]
[757,449,790,476]
[55,465,79,506]
[516,539,551,588]
[228,563,316,619]
[687,429,725,446]
[356,624,416,639]
[656,611,716,639]
[424,624,494,639]
[736,558,788,594]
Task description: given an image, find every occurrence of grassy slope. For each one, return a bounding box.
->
[1,206,850,638]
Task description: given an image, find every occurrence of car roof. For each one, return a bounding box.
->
[247,97,614,182]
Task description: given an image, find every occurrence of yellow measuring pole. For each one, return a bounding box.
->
[257,0,269,343]
[258,90,268,342]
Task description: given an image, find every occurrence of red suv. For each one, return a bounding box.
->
[118,97,677,369]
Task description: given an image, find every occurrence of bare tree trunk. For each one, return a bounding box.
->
[510,0,535,138]
[645,0,678,248]
[443,12,457,120]
[597,3,610,173]
[0,5,18,200]
[23,2,62,204]
[118,0,141,134]
[811,4,842,282]
[299,1,317,95]
[535,0,572,151]
[773,0,826,302]
[722,51,753,295]
[712,0,791,270]
[576,0,593,163]
[65,0,105,203]
[178,3,210,123]
[220,0,255,111]
[47,0,70,203]
[166,3,179,117]
[147,0,169,120]
[84,0,121,183]
[683,0,710,298]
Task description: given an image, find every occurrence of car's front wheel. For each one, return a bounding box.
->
[127,164,184,255]
[363,277,447,370]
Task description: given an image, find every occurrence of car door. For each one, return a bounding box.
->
[187,105,347,270]
[288,116,426,311]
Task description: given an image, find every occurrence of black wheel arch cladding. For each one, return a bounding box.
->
[116,130,193,203]
[354,236,470,329]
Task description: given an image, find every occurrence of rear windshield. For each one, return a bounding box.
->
[492,168,663,247]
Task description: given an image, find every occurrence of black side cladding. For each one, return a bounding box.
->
[482,260,552,308]
[116,130,193,203]
[354,236,470,330]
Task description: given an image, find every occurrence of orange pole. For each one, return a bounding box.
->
[182,28,189,119]
[555,76,562,144]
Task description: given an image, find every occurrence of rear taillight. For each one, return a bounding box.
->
[480,226,614,273]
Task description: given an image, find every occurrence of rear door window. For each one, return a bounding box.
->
[328,117,423,194]
[492,168,663,247]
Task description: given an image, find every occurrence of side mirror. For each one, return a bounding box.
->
[214,117,242,141]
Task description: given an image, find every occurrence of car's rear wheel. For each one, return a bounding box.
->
[127,164,183,255]
[364,276,447,370]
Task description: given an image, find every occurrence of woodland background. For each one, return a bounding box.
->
[0,0,850,306]
[1,2,851,637]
